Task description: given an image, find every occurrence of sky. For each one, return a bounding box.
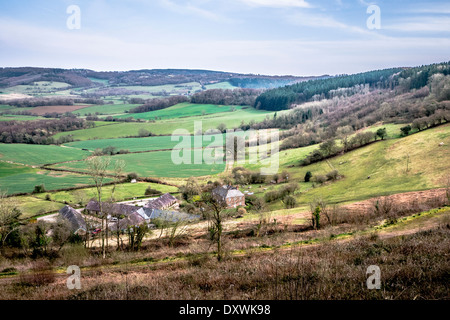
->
[0,0,449,76]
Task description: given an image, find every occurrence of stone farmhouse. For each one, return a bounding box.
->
[212,185,245,209]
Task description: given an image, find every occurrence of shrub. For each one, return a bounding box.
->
[314,175,327,184]
[264,190,280,203]
[33,184,46,194]
[304,171,312,182]
[326,170,339,181]
[283,195,297,209]
[400,125,412,136]
[237,207,247,216]
[145,187,162,196]
[126,172,138,182]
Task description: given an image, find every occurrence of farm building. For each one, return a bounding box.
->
[109,212,145,232]
[85,200,138,217]
[135,207,200,223]
[59,205,87,235]
[144,193,178,210]
[212,185,245,208]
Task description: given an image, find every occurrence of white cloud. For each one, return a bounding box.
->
[238,0,311,8]
[158,0,232,22]
[286,11,377,36]
[385,16,450,32]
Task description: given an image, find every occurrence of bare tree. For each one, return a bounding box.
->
[110,159,126,202]
[0,190,21,250]
[200,192,230,261]
[86,157,111,259]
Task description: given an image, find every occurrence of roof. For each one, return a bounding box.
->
[109,212,145,231]
[85,200,139,216]
[149,209,201,223]
[144,193,177,210]
[212,185,244,199]
[59,205,87,233]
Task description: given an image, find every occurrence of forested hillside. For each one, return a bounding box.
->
[254,62,450,111]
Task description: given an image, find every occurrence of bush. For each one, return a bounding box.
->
[304,171,312,182]
[314,175,327,184]
[400,125,412,136]
[237,207,247,216]
[326,170,339,181]
[127,172,138,182]
[33,184,46,194]
[145,187,162,196]
[264,190,280,203]
[283,195,297,209]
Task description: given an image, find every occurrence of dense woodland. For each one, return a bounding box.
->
[0,118,93,144]
[254,62,450,111]
[190,88,262,106]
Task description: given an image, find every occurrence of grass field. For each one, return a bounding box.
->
[0,143,91,166]
[34,182,178,205]
[0,162,109,195]
[64,132,241,152]
[204,81,237,90]
[53,106,278,139]
[287,124,450,205]
[75,104,140,116]
[0,81,71,95]
[11,196,65,219]
[49,150,226,178]
[115,103,242,120]
[0,114,43,121]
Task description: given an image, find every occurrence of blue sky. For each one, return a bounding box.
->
[0,0,449,76]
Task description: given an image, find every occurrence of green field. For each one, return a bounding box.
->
[0,162,109,195]
[115,103,242,120]
[75,104,140,116]
[0,81,71,95]
[0,114,43,121]
[34,182,178,205]
[204,81,237,90]
[12,196,65,219]
[0,143,90,166]
[50,149,226,178]
[284,124,450,205]
[53,106,278,139]
[64,131,243,152]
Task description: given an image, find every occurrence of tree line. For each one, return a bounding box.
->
[0,118,94,144]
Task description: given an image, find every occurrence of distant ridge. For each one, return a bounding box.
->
[0,67,328,89]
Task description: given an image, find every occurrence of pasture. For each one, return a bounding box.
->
[49,149,226,178]
[75,104,141,116]
[64,131,246,152]
[53,105,278,139]
[285,124,450,205]
[0,143,90,166]
[34,182,178,206]
[0,162,108,195]
[115,103,241,120]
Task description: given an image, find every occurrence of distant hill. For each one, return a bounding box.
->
[0,67,327,89]
[254,61,450,111]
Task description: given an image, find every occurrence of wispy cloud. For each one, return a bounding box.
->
[385,16,450,32]
[238,0,311,8]
[158,0,232,22]
[286,11,377,36]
